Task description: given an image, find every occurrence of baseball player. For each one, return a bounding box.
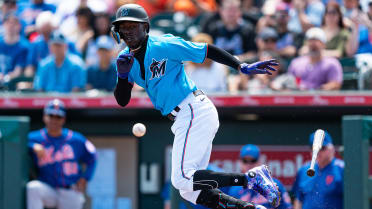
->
[27,99,97,209]
[292,131,344,209]
[112,4,280,209]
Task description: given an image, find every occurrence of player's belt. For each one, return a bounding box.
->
[167,89,204,121]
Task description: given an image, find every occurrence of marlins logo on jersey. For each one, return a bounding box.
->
[150,58,167,79]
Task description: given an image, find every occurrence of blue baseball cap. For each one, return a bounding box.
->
[240,144,260,160]
[309,130,333,146]
[96,35,115,50]
[49,30,66,44]
[44,99,66,117]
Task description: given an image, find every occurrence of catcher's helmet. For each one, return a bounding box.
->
[111,4,149,43]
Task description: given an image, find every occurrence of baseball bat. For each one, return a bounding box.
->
[306,129,325,177]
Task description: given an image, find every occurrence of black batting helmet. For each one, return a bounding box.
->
[112,4,149,27]
[111,4,150,43]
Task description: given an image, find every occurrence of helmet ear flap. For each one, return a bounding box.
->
[146,23,150,33]
[111,26,121,44]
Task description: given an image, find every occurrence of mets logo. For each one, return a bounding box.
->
[121,8,129,16]
[149,58,167,79]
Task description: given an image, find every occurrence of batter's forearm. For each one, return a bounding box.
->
[206,44,242,70]
[114,77,134,107]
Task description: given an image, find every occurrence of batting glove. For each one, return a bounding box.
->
[116,53,134,79]
[240,59,278,75]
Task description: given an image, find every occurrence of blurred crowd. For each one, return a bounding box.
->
[1,0,372,93]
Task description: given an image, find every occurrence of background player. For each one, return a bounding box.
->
[228,144,293,209]
[292,131,344,209]
[112,4,280,209]
[26,99,97,209]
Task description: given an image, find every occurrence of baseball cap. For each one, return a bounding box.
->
[49,30,66,44]
[96,35,115,50]
[240,144,260,160]
[305,27,326,44]
[258,27,278,41]
[44,99,66,117]
[309,130,333,147]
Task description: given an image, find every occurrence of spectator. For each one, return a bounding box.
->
[241,0,261,19]
[344,0,372,56]
[246,52,296,93]
[256,27,279,55]
[200,0,258,37]
[228,144,293,209]
[343,0,360,18]
[85,12,112,67]
[86,35,117,91]
[292,131,344,209]
[0,0,18,23]
[293,0,325,32]
[274,2,302,58]
[33,30,86,92]
[0,0,26,37]
[300,1,350,58]
[288,27,343,90]
[25,11,78,77]
[205,0,257,62]
[186,33,228,94]
[19,0,56,35]
[63,7,94,58]
[55,0,108,36]
[27,99,96,209]
[169,0,217,17]
[276,0,325,33]
[0,12,29,89]
[368,0,372,20]
[322,1,350,58]
[231,29,292,93]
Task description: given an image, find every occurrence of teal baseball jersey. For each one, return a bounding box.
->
[117,34,207,115]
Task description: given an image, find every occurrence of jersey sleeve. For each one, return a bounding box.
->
[27,130,41,150]
[75,132,97,181]
[164,35,207,63]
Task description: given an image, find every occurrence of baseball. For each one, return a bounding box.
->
[132,123,146,137]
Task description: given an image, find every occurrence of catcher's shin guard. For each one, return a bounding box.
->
[196,189,256,209]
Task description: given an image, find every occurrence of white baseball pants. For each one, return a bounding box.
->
[170,92,219,204]
[27,180,85,209]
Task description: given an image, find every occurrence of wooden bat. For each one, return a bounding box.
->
[307,129,325,177]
